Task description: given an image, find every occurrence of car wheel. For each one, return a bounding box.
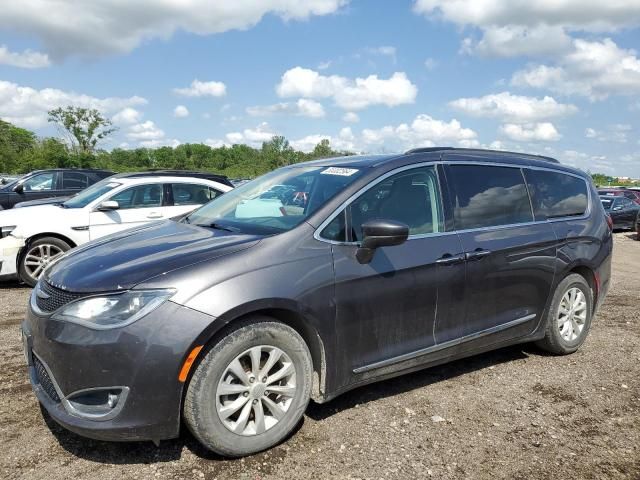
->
[18,237,70,287]
[536,273,593,355]
[183,318,313,457]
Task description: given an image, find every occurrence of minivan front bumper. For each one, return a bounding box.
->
[22,297,216,442]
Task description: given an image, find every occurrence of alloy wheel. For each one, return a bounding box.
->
[557,287,588,342]
[23,244,64,281]
[216,345,297,436]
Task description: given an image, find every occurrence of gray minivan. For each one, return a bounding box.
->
[22,148,612,457]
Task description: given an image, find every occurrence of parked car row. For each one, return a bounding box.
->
[0,170,233,285]
[597,187,640,204]
[19,148,612,457]
[599,195,640,231]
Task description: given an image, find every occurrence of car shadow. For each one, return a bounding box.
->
[0,280,26,290]
[41,343,535,465]
[307,344,532,421]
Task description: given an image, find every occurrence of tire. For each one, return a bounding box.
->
[536,273,593,355]
[184,318,313,457]
[18,236,71,287]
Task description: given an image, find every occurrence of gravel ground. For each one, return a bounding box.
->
[0,232,638,480]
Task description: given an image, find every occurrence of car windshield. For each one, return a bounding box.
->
[600,197,613,210]
[62,179,123,209]
[0,175,24,191]
[184,165,364,234]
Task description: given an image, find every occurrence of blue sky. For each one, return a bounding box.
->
[0,0,639,176]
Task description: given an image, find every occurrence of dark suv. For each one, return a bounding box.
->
[0,169,113,209]
[22,148,612,457]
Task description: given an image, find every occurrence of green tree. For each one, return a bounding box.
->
[48,106,116,155]
[0,119,36,172]
[311,138,333,158]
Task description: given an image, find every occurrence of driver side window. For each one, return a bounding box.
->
[321,166,444,242]
[23,173,56,192]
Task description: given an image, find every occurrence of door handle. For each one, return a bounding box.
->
[436,253,465,266]
[147,212,163,219]
[465,249,491,261]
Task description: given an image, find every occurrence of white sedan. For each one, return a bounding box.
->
[0,174,232,285]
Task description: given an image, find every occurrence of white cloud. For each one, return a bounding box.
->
[127,121,164,141]
[225,122,276,147]
[461,25,572,58]
[499,122,561,142]
[0,1,348,59]
[296,98,325,118]
[0,45,50,68]
[449,92,577,123]
[424,58,437,70]
[246,98,325,118]
[173,105,189,118]
[317,60,332,70]
[291,127,358,152]
[361,114,477,150]
[584,124,631,143]
[0,80,147,128]
[511,38,640,100]
[173,79,227,98]
[365,46,397,62]
[204,138,229,148]
[414,1,640,59]
[413,0,640,32]
[140,138,181,148]
[112,107,142,125]
[342,111,359,123]
[276,67,417,110]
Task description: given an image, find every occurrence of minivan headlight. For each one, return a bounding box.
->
[51,289,175,330]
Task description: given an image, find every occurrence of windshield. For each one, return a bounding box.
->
[63,179,123,209]
[600,197,613,210]
[184,165,364,234]
[0,175,24,191]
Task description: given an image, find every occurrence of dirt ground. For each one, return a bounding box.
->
[0,232,638,480]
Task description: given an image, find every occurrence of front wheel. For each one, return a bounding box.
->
[536,273,593,355]
[184,319,313,457]
[18,237,70,287]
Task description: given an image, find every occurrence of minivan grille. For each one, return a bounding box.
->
[33,356,61,403]
[35,281,85,313]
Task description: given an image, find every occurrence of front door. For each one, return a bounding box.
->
[11,172,63,207]
[326,165,466,376]
[89,183,165,239]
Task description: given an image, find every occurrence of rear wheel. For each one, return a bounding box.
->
[18,237,70,287]
[536,273,593,355]
[183,319,313,457]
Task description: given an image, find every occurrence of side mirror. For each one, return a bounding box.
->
[13,183,23,194]
[356,219,409,264]
[97,200,120,211]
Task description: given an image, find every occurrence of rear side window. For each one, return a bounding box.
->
[62,172,89,190]
[525,170,588,220]
[171,183,222,206]
[109,184,163,210]
[448,165,533,230]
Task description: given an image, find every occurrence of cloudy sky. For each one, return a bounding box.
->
[0,0,639,176]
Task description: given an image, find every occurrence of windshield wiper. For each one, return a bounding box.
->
[198,222,240,233]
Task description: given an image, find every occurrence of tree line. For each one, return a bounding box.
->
[0,106,634,185]
[0,107,352,179]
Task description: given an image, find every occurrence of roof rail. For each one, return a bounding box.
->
[404,147,559,164]
[404,147,454,155]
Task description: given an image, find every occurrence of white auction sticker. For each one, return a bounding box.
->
[321,167,359,176]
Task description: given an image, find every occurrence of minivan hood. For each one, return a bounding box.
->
[44,220,261,292]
